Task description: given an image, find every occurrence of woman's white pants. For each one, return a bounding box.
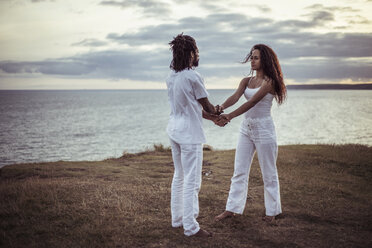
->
[169,139,202,236]
[226,117,282,216]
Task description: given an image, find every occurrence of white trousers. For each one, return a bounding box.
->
[169,139,202,236]
[226,117,282,216]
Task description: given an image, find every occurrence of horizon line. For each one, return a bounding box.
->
[1,83,372,91]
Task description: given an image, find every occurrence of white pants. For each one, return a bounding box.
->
[226,117,282,216]
[169,139,202,236]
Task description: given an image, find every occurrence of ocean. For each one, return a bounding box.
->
[0,89,371,167]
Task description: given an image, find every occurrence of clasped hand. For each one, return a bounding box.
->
[212,105,230,127]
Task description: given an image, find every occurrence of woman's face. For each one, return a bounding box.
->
[250,49,261,71]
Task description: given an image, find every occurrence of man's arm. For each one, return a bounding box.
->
[198,97,216,114]
[202,110,215,121]
[199,97,228,126]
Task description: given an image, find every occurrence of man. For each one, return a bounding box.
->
[166,33,218,237]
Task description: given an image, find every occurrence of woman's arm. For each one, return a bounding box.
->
[222,79,272,121]
[219,77,250,110]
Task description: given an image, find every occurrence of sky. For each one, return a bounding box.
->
[0,0,371,89]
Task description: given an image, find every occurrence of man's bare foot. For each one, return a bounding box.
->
[262,215,276,222]
[215,211,234,221]
[194,229,212,238]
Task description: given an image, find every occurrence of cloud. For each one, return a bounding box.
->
[99,0,170,16]
[0,49,170,81]
[106,13,372,58]
[71,39,108,47]
[171,0,271,13]
[260,32,372,59]
[347,15,371,25]
[252,4,271,12]
[282,58,372,81]
[0,60,95,76]
[305,4,359,12]
[171,0,224,11]
[308,10,334,22]
[31,0,55,2]
[304,3,372,27]
[1,7,371,84]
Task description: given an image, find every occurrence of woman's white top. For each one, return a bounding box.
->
[241,87,277,144]
[243,87,274,119]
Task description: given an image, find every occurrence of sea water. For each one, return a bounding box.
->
[0,89,371,167]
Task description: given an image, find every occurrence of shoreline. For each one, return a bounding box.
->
[1,143,371,169]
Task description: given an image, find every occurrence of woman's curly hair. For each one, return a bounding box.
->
[169,33,198,72]
[243,44,287,105]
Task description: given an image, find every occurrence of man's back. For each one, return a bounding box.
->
[166,69,208,144]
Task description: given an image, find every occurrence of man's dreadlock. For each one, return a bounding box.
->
[169,33,198,72]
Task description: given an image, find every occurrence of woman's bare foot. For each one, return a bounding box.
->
[194,229,212,238]
[215,211,234,221]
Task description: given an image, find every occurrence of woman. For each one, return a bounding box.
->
[213,44,286,222]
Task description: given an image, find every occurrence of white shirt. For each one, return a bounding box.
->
[166,69,209,144]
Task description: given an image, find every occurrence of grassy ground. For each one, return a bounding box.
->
[1,144,371,248]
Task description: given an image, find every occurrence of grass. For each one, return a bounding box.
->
[1,144,371,248]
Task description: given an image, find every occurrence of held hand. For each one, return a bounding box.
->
[221,113,232,121]
[215,114,230,127]
[210,114,224,127]
[215,105,224,115]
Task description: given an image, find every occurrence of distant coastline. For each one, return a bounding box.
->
[286,84,372,90]
[1,84,372,91]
